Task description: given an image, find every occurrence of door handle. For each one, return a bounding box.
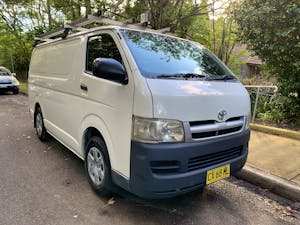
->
[80,84,88,91]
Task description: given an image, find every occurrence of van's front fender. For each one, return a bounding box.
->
[79,114,114,163]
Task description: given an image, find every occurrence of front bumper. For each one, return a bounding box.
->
[0,84,18,92]
[129,129,250,198]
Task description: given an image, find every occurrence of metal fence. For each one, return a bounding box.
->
[244,85,278,123]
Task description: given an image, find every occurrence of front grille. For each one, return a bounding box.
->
[189,116,244,140]
[150,160,180,174]
[0,82,11,84]
[187,145,243,171]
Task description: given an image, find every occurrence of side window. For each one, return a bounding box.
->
[86,33,123,72]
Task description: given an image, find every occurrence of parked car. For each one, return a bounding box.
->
[0,67,19,94]
[28,23,250,199]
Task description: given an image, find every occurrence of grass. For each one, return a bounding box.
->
[19,82,28,92]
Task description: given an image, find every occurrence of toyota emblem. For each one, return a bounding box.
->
[218,110,227,121]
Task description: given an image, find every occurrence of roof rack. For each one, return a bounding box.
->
[34,11,171,46]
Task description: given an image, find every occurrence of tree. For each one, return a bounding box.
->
[0,1,33,78]
[234,0,300,123]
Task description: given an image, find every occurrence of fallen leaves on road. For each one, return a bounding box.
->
[107,197,116,205]
[261,198,300,219]
[170,208,177,213]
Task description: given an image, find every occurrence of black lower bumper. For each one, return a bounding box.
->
[0,86,18,92]
[127,129,250,199]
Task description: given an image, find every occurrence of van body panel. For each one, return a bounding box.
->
[146,79,250,121]
[29,38,84,156]
[29,31,135,178]
[77,31,135,178]
[131,70,153,118]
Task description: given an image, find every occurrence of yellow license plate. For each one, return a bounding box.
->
[206,164,230,185]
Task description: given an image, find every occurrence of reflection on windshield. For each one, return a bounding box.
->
[121,29,235,80]
[0,69,11,76]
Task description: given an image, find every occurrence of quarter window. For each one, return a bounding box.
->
[86,33,123,72]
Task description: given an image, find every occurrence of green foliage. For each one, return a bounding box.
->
[0,2,32,78]
[258,95,289,123]
[19,82,28,92]
[235,0,300,123]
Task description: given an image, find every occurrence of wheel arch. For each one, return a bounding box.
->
[79,114,114,166]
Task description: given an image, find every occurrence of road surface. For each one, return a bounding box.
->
[0,93,299,225]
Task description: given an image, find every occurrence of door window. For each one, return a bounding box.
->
[86,33,123,73]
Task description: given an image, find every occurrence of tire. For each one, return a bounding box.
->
[85,136,112,196]
[12,88,19,95]
[34,107,48,141]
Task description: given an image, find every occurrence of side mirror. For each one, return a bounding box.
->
[11,73,16,77]
[92,58,128,84]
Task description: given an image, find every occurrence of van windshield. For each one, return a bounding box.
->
[120,29,236,81]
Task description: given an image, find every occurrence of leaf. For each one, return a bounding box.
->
[170,208,177,213]
[107,197,116,205]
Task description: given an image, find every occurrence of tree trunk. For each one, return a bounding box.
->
[212,0,216,52]
[85,0,91,16]
[76,4,81,18]
[46,0,52,26]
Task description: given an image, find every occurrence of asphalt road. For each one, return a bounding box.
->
[0,93,299,225]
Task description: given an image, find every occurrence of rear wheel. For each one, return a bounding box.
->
[85,136,112,196]
[34,107,48,141]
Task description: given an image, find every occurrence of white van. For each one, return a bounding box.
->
[29,25,250,198]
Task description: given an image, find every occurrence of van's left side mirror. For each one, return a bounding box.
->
[11,73,16,77]
[92,58,128,85]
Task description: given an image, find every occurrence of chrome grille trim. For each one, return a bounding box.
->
[184,116,245,142]
[190,120,243,133]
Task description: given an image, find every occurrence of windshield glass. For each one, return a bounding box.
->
[120,29,236,80]
[0,68,11,76]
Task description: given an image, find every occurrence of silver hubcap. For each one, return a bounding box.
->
[87,147,105,186]
[36,113,43,137]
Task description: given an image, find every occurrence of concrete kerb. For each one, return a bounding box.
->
[235,165,300,202]
[250,123,300,141]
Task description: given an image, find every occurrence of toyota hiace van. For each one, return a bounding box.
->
[29,24,250,198]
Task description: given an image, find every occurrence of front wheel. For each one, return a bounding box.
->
[85,136,112,196]
[12,88,19,95]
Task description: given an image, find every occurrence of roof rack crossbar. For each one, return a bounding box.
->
[35,13,171,44]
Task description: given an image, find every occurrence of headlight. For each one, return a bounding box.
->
[245,113,251,130]
[132,116,184,143]
[11,78,19,85]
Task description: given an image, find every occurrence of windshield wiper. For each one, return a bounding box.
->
[206,74,236,81]
[157,73,207,79]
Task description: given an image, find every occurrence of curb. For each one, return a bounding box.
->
[235,165,300,202]
[250,123,300,141]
